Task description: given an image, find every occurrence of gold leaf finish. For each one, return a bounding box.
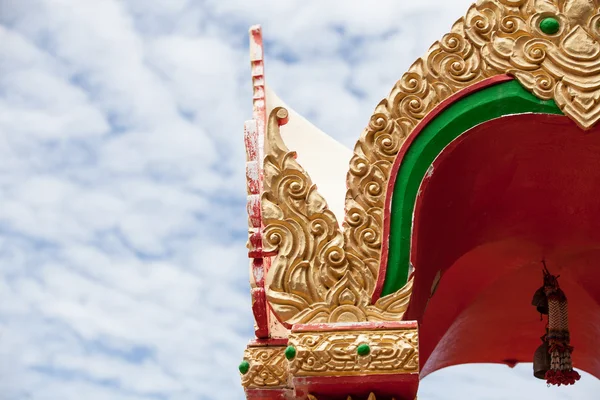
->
[345,19,494,229]
[262,0,600,326]
[263,107,414,324]
[241,346,288,389]
[288,328,419,377]
[262,107,359,324]
[467,0,600,129]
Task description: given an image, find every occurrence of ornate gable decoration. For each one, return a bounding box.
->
[262,108,413,325]
[260,0,600,327]
[469,0,600,129]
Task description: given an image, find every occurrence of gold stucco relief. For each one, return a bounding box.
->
[262,0,600,326]
[262,108,413,324]
[241,345,288,389]
[288,328,419,377]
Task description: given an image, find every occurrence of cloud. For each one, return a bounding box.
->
[0,1,598,400]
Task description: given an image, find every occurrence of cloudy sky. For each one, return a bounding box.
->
[0,0,598,399]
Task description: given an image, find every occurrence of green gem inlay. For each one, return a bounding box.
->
[285,345,297,361]
[239,360,250,374]
[357,343,371,356]
[540,17,560,35]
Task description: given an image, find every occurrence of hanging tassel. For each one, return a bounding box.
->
[541,262,581,386]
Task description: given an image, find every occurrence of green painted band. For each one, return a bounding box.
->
[382,80,562,296]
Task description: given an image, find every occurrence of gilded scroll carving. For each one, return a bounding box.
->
[262,0,600,326]
[343,20,495,310]
[262,107,359,323]
[241,346,288,389]
[466,0,600,129]
[287,328,419,377]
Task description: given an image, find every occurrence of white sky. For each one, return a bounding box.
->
[0,0,598,399]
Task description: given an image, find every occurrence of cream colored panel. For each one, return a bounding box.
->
[265,85,351,224]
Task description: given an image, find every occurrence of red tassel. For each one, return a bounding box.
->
[545,370,581,386]
[540,263,580,386]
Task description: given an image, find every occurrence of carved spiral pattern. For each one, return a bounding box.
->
[473,0,600,128]
[288,328,419,376]
[340,17,496,322]
[261,0,600,328]
[521,39,549,64]
[241,346,288,389]
[263,107,375,324]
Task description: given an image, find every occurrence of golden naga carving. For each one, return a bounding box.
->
[287,327,419,377]
[262,0,600,325]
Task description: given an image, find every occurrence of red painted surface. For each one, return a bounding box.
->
[288,322,419,399]
[291,320,417,333]
[406,114,600,380]
[245,26,271,339]
[245,389,291,400]
[248,338,289,347]
[251,287,269,338]
[372,75,514,302]
[245,118,269,339]
[248,232,263,259]
[293,374,418,400]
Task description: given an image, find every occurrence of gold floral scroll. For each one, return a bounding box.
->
[287,327,419,377]
[262,0,600,325]
[262,107,415,324]
[241,345,288,389]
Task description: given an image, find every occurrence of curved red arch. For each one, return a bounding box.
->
[408,114,600,378]
[372,75,513,302]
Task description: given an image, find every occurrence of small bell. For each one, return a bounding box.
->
[533,340,551,380]
[531,286,548,315]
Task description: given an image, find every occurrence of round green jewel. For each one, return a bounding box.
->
[540,17,560,35]
[285,345,297,361]
[239,360,250,374]
[357,343,371,356]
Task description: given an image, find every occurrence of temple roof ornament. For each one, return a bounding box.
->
[241,0,600,398]
[261,0,600,329]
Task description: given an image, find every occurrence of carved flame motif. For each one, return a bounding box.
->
[262,107,361,324]
[263,108,413,324]
[262,0,600,326]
